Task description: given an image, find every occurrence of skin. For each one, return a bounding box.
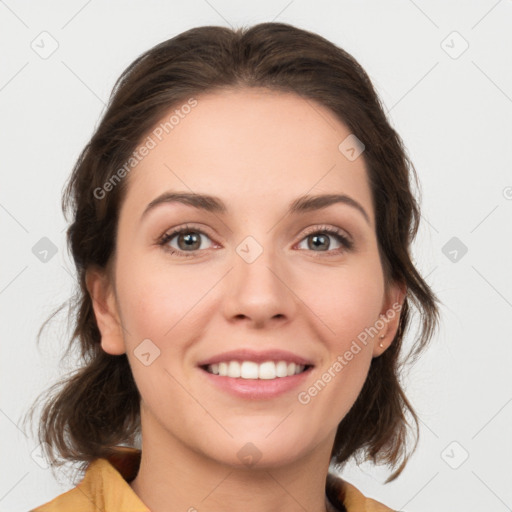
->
[87,87,406,512]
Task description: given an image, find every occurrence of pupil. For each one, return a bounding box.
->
[180,232,200,250]
[310,234,328,250]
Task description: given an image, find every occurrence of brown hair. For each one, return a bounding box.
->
[23,22,440,483]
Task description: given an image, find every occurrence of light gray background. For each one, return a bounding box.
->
[1,1,511,511]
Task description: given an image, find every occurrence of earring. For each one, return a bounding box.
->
[379,334,385,348]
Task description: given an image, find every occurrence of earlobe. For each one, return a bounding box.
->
[372,282,407,357]
[85,267,126,356]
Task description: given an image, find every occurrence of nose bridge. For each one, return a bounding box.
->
[223,229,296,324]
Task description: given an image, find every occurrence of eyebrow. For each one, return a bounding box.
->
[140,191,371,225]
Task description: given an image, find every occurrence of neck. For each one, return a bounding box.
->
[129,410,338,512]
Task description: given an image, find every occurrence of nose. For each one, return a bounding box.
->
[221,239,298,329]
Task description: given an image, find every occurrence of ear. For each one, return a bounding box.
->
[372,280,407,358]
[85,266,126,355]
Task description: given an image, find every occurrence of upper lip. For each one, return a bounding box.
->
[197,349,315,367]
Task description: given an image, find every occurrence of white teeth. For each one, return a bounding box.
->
[275,361,288,377]
[205,360,307,379]
[227,361,240,378]
[258,361,276,379]
[240,361,259,379]
[218,362,228,376]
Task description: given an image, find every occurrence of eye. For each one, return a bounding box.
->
[295,225,353,256]
[157,223,354,258]
[157,224,216,258]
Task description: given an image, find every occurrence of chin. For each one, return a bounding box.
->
[203,433,309,470]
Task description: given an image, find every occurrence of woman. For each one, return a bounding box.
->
[26,22,440,512]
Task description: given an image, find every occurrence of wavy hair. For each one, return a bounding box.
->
[23,22,440,483]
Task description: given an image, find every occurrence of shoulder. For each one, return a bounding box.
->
[31,448,395,512]
[343,480,396,511]
[327,471,396,512]
[30,459,106,511]
[30,448,148,512]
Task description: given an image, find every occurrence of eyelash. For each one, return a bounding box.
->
[157,223,354,259]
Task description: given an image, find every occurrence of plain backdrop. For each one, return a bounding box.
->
[1,1,511,511]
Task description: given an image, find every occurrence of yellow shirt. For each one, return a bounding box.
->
[30,446,394,512]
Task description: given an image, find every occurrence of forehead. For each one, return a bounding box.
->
[122,87,374,225]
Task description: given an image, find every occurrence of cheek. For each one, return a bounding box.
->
[305,260,385,342]
[299,260,383,403]
[114,256,221,400]
[115,264,202,409]
[115,251,210,341]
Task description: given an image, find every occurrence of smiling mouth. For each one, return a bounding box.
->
[200,361,313,380]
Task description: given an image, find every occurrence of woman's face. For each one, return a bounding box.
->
[88,87,404,468]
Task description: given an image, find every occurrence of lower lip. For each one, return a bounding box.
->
[198,366,314,399]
